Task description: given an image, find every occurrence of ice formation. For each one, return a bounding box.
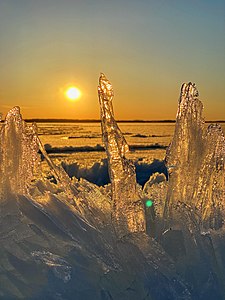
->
[0,76,225,299]
[0,106,39,196]
[98,73,146,238]
[164,82,225,231]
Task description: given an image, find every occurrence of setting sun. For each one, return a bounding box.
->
[65,86,81,101]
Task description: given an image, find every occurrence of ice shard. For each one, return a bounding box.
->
[0,107,39,196]
[164,82,225,230]
[98,73,146,238]
[195,124,225,229]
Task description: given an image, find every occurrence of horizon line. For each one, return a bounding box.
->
[7,118,225,123]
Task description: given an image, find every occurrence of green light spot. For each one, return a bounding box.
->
[145,200,153,208]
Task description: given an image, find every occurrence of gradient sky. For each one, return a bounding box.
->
[0,0,224,120]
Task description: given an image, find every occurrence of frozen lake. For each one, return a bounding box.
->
[37,121,225,167]
[38,122,175,167]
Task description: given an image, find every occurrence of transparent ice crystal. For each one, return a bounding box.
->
[164,83,225,230]
[98,73,146,238]
[0,107,39,196]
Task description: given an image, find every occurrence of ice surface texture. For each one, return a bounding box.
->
[0,107,39,196]
[98,73,146,238]
[164,82,225,230]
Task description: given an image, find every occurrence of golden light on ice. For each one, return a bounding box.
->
[65,87,81,100]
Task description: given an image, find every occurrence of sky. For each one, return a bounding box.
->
[0,0,224,120]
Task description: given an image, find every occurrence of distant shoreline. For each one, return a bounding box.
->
[1,119,225,123]
[22,119,225,123]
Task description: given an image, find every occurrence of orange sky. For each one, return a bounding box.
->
[0,0,224,120]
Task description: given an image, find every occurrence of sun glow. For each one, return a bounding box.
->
[65,86,81,101]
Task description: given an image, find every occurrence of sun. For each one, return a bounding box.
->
[65,86,81,101]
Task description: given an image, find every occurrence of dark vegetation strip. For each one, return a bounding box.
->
[42,144,167,154]
[23,119,225,123]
